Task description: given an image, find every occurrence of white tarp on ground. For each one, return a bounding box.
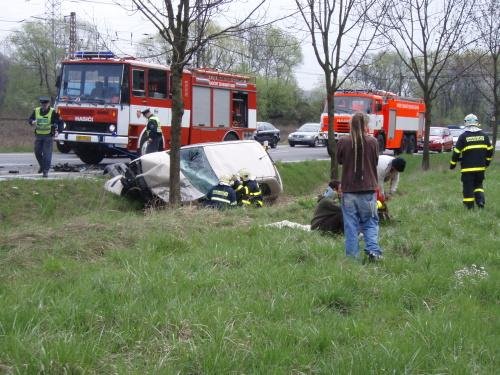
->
[265,220,311,231]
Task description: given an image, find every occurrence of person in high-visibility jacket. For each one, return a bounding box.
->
[204,175,237,209]
[231,173,250,206]
[28,96,62,178]
[141,108,162,154]
[237,168,264,207]
[450,113,493,209]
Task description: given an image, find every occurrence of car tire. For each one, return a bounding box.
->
[271,136,279,148]
[289,142,295,147]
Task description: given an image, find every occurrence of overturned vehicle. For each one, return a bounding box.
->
[104,140,283,205]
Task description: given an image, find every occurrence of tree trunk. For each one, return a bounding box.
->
[422,96,432,171]
[169,64,184,206]
[491,54,499,156]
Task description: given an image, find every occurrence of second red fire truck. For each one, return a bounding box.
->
[320,89,426,154]
[55,51,257,164]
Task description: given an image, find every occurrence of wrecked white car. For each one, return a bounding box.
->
[104,140,283,204]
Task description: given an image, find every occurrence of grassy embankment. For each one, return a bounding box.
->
[0,119,33,152]
[0,154,499,373]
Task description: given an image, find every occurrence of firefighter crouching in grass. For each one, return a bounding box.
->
[204,175,237,209]
[28,96,63,178]
[311,180,343,234]
[232,169,263,207]
[450,113,493,209]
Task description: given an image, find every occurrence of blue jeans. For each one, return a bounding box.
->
[34,135,53,173]
[341,192,382,258]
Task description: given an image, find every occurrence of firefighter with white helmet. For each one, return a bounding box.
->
[450,113,493,209]
[204,174,237,209]
[231,172,249,206]
[238,168,263,207]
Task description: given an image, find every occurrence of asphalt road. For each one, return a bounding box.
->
[1,141,498,181]
[0,144,330,180]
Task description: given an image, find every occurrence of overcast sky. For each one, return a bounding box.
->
[0,0,325,90]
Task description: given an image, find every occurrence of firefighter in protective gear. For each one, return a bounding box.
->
[204,175,237,209]
[238,168,264,207]
[450,113,493,209]
[28,96,62,178]
[141,108,162,154]
[231,173,249,206]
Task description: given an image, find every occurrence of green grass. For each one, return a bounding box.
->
[0,153,499,373]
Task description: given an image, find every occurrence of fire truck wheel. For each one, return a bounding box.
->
[377,134,385,153]
[56,141,72,154]
[405,135,416,154]
[74,144,105,164]
[223,132,239,142]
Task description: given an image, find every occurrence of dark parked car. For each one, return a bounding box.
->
[254,121,280,148]
[288,123,325,147]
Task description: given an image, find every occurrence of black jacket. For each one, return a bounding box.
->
[450,129,493,172]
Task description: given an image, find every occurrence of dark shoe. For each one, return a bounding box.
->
[38,168,42,173]
[42,172,48,178]
[367,252,383,262]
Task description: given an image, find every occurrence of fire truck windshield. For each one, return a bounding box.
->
[57,63,124,105]
[332,96,373,114]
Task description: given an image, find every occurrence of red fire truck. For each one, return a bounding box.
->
[320,90,426,154]
[55,51,257,164]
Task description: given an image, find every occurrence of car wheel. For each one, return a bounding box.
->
[312,137,321,147]
[271,136,278,148]
[289,142,295,147]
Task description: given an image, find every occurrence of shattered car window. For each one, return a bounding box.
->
[180,147,218,193]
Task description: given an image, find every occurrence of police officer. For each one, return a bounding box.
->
[204,175,237,209]
[238,168,263,207]
[450,113,493,209]
[141,108,162,154]
[28,96,62,177]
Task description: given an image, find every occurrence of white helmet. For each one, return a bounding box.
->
[238,168,251,181]
[464,113,479,126]
[218,175,231,185]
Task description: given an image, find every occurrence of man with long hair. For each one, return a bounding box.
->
[336,112,382,261]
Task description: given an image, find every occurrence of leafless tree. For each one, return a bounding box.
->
[294,0,387,179]
[472,0,499,153]
[384,0,477,170]
[130,0,265,205]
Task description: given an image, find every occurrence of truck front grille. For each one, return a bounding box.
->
[66,121,110,133]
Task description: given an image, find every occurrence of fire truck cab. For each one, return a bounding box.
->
[320,90,426,154]
[55,51,257,164]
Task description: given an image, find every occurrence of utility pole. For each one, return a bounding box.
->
[68,12,76,55]
[45,0,62,47]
